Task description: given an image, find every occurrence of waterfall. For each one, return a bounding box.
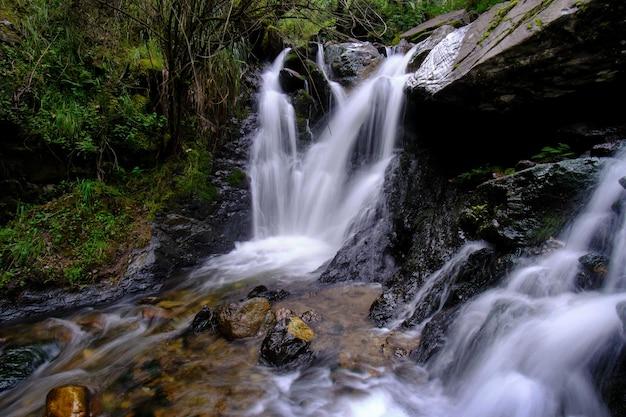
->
[248,46,418,272]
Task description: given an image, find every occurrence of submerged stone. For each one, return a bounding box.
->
[44,385,90,417]
[189,306,217,334]
[0,342,59,392]
[246,285,289,303]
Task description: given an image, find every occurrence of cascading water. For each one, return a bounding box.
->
[315,43,346,107]
[245,45,418,274]
[250,151,626,417]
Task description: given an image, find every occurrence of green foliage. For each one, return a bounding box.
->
[177,148,218,202]
[531,143,576,163]
[0,0,167,174]
[471,0,509,13]
[227,169,248,188]
[0,181,142,292]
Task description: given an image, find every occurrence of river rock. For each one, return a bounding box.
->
[301,310,322,324]
[279,68,307,93]
[247,285,289,304]
[0,343,59,392]
[591,142,623,157]
[324,42,382,86]
[44,385,91,417]
[515,160,536,171]
[259,316,315,370]
[217,297,274,340]
[410,307,460,364]
[576,253,609,290]
[601,302,626,416]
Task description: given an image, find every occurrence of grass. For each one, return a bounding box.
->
[0,144,219,295]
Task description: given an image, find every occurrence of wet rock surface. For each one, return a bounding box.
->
[188,306,218,334]
[247,285,290,304]
[407,25,456,72]
[408,0,626,111]
[410,307,460,364]
[0,342,59,392]
[325,42,382,86]
[400,9,471,41]
[461,158,604,248]
[576,253,609,290]
[260,315,315,370]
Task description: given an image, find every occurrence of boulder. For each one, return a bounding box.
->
[44,385,91,417]
[259,315,315,370]
[400,9,472,41]
[216,297,274,340]
[300,310,322,324]
[461,157,604,248]
[408,0,626,112]
[602,302,626,416]
[515,160,536,171]
[246,285,289,303]
[324,42,382,86]
[279,68,307,93]
[0,343,59,392]
[576,253,609,290]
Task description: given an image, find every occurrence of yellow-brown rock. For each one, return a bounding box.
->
[44,385,90,417]
[217,297,274,340]
[286,317,315,342]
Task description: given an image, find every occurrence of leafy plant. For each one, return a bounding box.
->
[531,143,576,163]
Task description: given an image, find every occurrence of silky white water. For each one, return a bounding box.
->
[247,45,418,274]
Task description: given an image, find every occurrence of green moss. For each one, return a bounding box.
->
[533,213,563,242]
[480,0,518,43]
[227,169,247,188]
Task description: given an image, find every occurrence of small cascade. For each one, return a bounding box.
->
[390,241,489,329]
[316,43,346,107]
[423,152,626,417]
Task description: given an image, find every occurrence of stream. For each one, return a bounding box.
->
[1,38,626,417]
